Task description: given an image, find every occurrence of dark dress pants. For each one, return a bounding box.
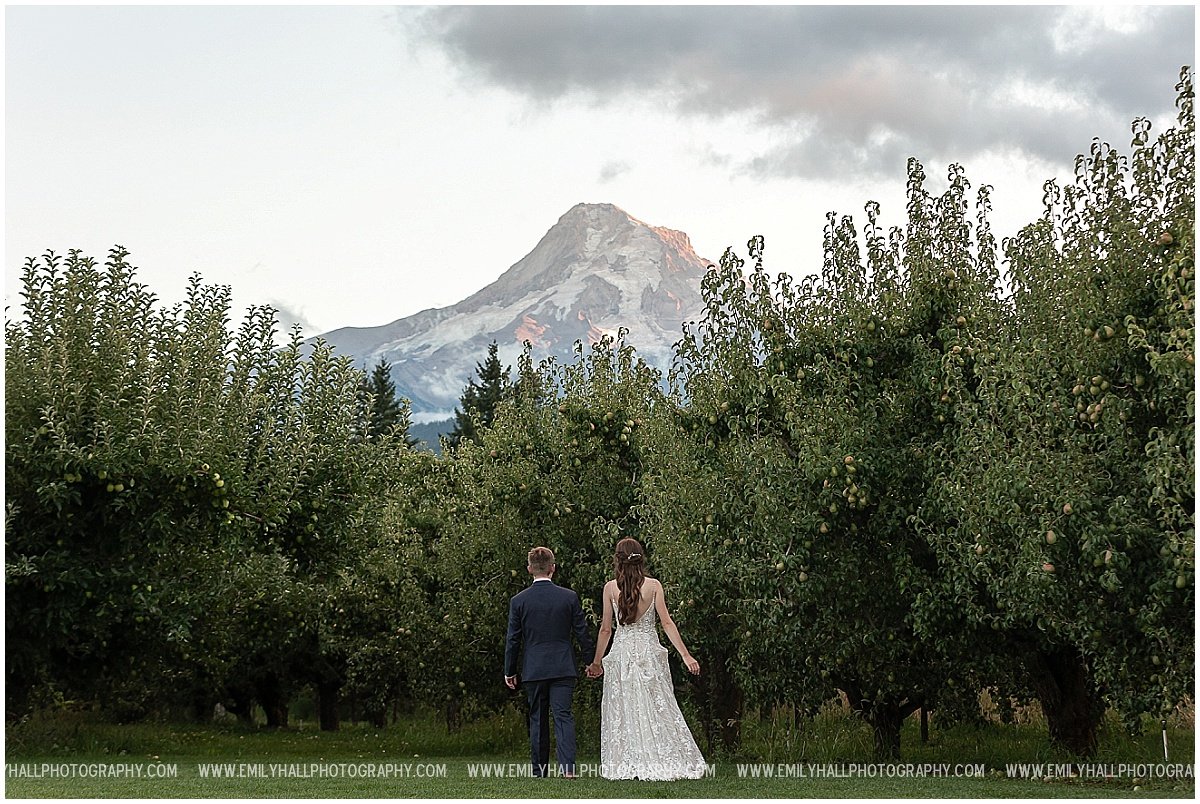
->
[525,676,577,776]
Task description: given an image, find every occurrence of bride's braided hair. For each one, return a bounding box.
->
[613,537,646,626]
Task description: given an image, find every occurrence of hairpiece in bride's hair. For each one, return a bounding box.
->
[625,552,642,562]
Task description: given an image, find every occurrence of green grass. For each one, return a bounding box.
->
[740,702,1195,769]
[4,754,1193,798]
[5,707,1194,798]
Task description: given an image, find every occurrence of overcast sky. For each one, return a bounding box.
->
[5,4,1195,336]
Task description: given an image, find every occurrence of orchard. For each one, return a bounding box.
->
[5,73,1193,761]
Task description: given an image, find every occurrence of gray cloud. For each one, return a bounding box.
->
[403,5,1194,179]
[599,160,631,182]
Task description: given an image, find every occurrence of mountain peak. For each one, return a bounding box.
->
[557,203,699,264]
[317,204,713,418]
[560,201,634,221]
[551,202,646,246]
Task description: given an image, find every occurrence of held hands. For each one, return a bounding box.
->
[585,662,604,679]
[682,654,701,676]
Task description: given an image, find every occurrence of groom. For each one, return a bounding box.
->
[504,547,596,778]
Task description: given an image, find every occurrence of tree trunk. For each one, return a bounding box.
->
[717,683,744,751]
[227,687,256,726]
[446,697,462,733]
[695,653,742,753]
[920,706,929,744]
[255,674,289,728]
[1026,646,1103,757]
[843,682,919,761]
[368,708,387,729]
[867,703,903,760]
[190,689,212,723]
[317,680,340,732]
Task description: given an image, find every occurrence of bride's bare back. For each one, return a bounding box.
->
[610,577,658,624]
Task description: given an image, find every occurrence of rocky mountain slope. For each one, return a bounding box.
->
[316,202,714,419]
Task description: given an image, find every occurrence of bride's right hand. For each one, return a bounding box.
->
[683,654,700,675]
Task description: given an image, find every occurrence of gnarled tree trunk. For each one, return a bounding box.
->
[843,681,921,761]
[1026,646,1103,757]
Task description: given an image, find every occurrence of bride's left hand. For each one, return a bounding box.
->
[683,655,700,675]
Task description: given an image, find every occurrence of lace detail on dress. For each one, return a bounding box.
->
[600,588,707,780]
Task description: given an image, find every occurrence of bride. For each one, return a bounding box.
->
[585,537,707,780]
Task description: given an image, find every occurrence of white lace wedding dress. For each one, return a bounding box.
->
[600,589,707,780]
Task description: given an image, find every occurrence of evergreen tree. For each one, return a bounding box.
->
[446,341,511,450]
[359,358,415,445]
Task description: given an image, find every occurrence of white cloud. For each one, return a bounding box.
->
[1052,5,1155,55]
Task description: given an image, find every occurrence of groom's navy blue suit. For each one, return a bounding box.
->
[505,578,595,777]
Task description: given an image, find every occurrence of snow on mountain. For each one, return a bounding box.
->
[315,203,714,419]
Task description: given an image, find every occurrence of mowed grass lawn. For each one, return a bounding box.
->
[5,708,1194,798]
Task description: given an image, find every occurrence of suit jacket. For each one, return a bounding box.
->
[505,579,595,682]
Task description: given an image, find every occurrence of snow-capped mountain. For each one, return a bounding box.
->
[316,203,714,420]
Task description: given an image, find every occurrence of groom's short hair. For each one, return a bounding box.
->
[527,547,555,575]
